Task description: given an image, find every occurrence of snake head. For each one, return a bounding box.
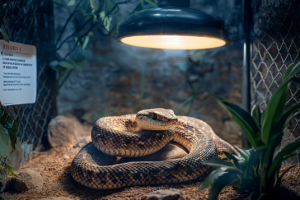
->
[136,108,178,131]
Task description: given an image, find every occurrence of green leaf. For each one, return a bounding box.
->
[223,151,240,169]
[82,36,89,49]
[175,63,188,72]
[245,146,266,178]
[4,161,17,177]
[26,0,33,10]
[59,61,76,69]
[49,60,60,70]
[232,154,246,162]
[203,158,234,168]
[209,93,259,149]
[8,120,18,150]
[144,0,157,7]
[244,148,253,156]
[105,0,112,12]
[3,118,12,144]
[251,105,261,129]
[268,140,300,179]
[67,0,77,6]
[80,0,89,14]
[0,124,10,159]
[100,11,106,21]
[209,172,240,200]
[281,153,298,164]
[234,146,250,162]
[276,103,300,131]
[90,0,99,11]
[189,50,206,63]
[199,168,227,190]
[261,79,289,145]
[283,63,300,82]
[84,14,93,22]
[104,16,112,31]
[282,63,295,82]
[0,28,9,43]
[261,63,300,145]
[0,111,6,127]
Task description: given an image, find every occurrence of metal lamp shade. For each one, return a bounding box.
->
[116,6,230,50]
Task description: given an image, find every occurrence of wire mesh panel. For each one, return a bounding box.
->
[251,0,300,166]
[0,0,56,157]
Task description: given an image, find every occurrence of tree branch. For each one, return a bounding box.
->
[62,22,98,60]
[55,2,80,47]
[56,17,93,51]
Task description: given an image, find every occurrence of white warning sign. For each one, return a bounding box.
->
[0,40,37,106]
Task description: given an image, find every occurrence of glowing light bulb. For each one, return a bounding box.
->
[121,35,226,50]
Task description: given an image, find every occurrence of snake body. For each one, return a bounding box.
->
[71,108,238,190]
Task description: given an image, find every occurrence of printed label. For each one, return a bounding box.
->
[0,40,37,106]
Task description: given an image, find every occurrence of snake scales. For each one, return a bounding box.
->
[71,108,238,190]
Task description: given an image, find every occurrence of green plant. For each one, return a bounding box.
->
[199,63,300,200]
[49,51,87,92]
[0,106,19,190]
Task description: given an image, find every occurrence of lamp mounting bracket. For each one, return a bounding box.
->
[157,0,190,8]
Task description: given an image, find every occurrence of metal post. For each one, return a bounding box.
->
[242,0,252,112]
[242,0,252,147]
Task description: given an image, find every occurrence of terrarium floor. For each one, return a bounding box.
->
[3,145,300,200]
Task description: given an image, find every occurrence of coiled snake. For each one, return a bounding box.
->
[71,108,238,190]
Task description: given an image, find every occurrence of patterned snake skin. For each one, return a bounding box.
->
[71,108,238,190]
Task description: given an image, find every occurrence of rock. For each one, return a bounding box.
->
[62,113,92,137]
[146,189,182,200]
[39,197,74,200]
[62,155,70,160]
[73,136,92,148]
[6,169,43,192]
[7,140,23,171]
[47,115,81,148]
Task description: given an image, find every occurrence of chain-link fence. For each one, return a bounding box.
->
[0,0,57,159]
[251,0,300,166]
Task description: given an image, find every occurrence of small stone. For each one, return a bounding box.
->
[62,155,70,160]
[146,189,182,200]
[39,197,74,200]
[73,136,92,148]
[62,113,92,137]
[6,168,43,192]
[47,115,81,148]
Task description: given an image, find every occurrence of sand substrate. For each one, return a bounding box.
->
[2,145,300,200]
